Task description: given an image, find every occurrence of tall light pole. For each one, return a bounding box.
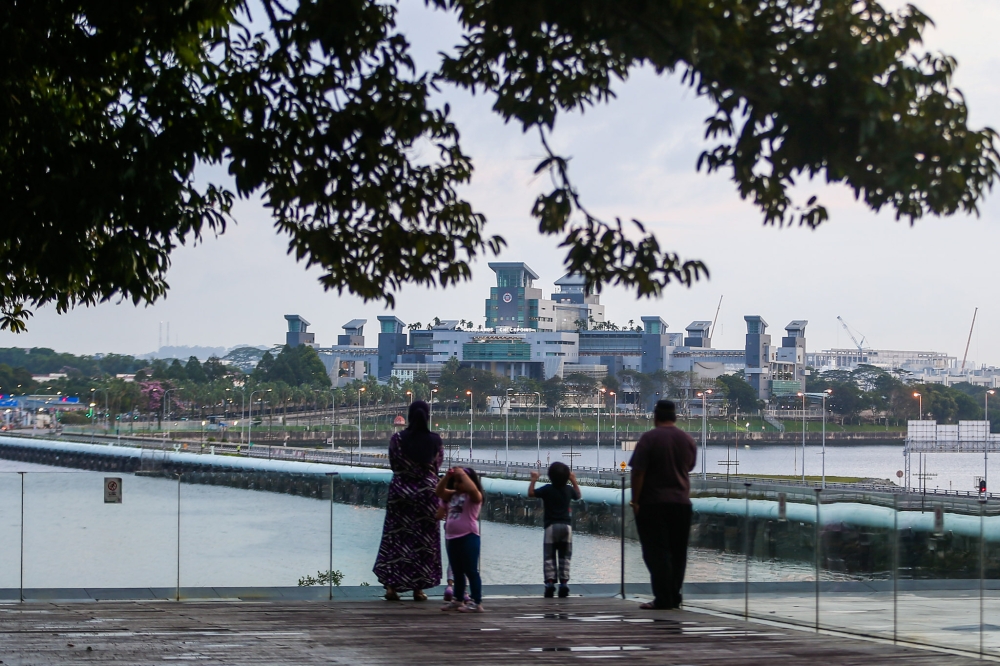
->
[534,391,542,468]
[697,389,713,479]
[986,390,995,494]
[610,391,618,468]
[467,390,474,460]
[160,387,178,442]
[505,388,513,473]
[226,388,245,444]
[430,388,438,423]
[357,386,366,456]
[821,389,831,489]
[247,388,270,448]
[913,391,922,420]
[329,390,336,450]
[597,387,606,471]
[797,392,806,482]
[406,390,412,405]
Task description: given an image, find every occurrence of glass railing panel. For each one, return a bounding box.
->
[744,483,817,628]
[895,490,982,654]
[22,470,176,591]
[980,500,1000,658]
[0,472,21,591]
[178,471,335,592]
[816,487,894,640]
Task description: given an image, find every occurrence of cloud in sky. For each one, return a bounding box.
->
[3,0,1000,365]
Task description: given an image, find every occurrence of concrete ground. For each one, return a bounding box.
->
[0,595,986,665]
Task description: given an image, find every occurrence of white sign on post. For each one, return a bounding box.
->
[104,477,122,504]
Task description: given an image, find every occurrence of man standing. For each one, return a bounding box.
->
[629,399,697,610]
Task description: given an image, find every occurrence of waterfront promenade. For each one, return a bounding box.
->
[0,596,978,665]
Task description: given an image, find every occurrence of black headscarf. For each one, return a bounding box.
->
[399,400,440,466]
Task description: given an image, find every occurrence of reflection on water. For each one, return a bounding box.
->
[0,466,827,590]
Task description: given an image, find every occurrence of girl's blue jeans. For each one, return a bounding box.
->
[445,534,481,604]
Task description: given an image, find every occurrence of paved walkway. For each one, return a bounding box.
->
[0,597,982,664]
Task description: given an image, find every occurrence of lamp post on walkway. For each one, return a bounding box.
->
[505,388,513,473]
[160,387,179,442]
[357,386,366,456]
[597,387,606,471]
[610,391,618,469]
[467,390,474,460]
[534,391,542,468]
[797,392,806,482]
[913,391,922,420]
[986,390,995,494]
[697,389,713,479]
[247,388,270,448]
[821,389,831,489]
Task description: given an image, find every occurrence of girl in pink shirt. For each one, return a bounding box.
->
[435,467,483,612]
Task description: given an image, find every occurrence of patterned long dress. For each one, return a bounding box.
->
[372,432,444,592]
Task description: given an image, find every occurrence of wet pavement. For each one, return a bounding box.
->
[0,596,982,664]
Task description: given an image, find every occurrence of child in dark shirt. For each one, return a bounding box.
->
[529,462,582,598]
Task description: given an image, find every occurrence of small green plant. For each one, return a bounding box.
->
[297,569,344,587]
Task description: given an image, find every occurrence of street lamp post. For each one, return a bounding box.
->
[505,388,513,473]
[160,388,178,442]
[986,390,995,494]
[406,390,412,405]
[534,391,542,468]
[247,388,271,448]
[597,388,606,471]
[430,388,438,423]
[467,390,474,460]
[610,391,618,468]
[697,389,713,480]
[358,386,366,457]
[226,388,245,444]
[913,391,922,421]
[797,392,806,482]
[821,389,831,489]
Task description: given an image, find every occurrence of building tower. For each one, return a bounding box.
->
[376,316,407,381]
[284,315,315,347]
[744,316,771,400]
[485,262,555,331]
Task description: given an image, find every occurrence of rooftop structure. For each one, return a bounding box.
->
[338,319,366,346]
[284,315,315,348]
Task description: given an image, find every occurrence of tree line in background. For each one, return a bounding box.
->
[802,364,997,429]
[4,345,998,431]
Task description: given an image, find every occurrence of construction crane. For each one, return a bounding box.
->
[961,307,978,370]
[837,316,868,356]
[709,295,723,340]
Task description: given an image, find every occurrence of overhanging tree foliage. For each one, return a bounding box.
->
[2,0,997,331]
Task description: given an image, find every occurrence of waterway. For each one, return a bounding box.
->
[437,443,993,493]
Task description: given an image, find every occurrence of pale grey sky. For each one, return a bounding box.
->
[4,0,1000,364]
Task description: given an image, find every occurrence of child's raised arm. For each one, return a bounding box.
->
[528,470,539,497]
[435,469,455,501]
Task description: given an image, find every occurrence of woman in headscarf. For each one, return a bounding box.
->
[373,400,444,601]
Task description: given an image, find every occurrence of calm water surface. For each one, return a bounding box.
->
[0,459,820,590]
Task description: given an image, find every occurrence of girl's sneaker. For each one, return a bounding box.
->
[463,592,472,603]
[440,600,462,611]
[457,601,484,613]
[443,585,454,602]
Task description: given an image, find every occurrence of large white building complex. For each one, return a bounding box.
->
[282,261,819,406]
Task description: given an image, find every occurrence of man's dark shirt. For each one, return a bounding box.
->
[534,483,582,527]
[629,424,698,505]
